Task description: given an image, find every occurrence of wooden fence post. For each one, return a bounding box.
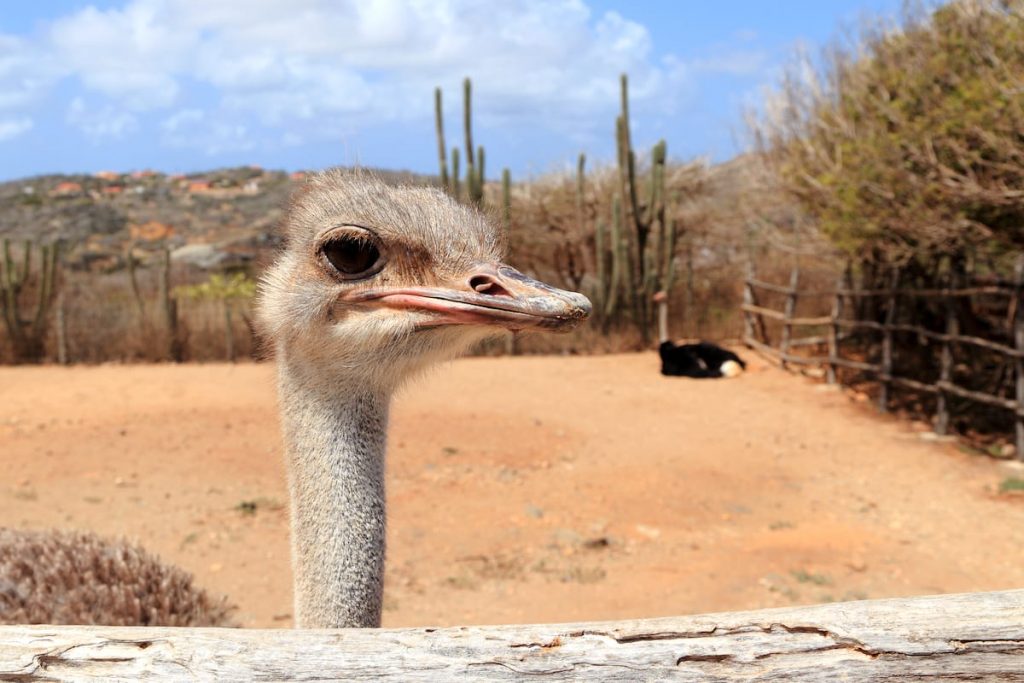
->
[827,266,849,385]
[878,268,900,413]
[1015,256,1024,461]
[935,273,959,437]
[779,265,800,370]
[55,289,68,366]
[742,261,768,346]
[159,246,182,363]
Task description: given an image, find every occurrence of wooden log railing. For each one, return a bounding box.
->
[743,260,1024,458]
[744,278,1012,299]
[1,590,1023,680]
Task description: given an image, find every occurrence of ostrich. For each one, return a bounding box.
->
[1,171,589,630]
[653,291,745,379]
[258,169,590,628]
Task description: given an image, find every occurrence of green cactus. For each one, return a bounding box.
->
[434,87,449,190]
[463,78,475,197]
[433,78,486,205]
[463,79,486,205]
[661,193,679,295]
[0,239,60,363]
[603,195,625,328]
[450,147,461,200]
[613,72,675,342]
[474,145,485,204]
[576,152,604,318]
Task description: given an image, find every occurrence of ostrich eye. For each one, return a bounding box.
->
[322,234,382,278]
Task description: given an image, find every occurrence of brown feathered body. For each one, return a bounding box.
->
[0,528,234,626]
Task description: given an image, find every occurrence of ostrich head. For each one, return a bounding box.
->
[259,170,591,388]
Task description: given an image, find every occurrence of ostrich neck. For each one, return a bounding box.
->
[276,350,390,628]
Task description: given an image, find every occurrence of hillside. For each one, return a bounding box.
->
[0,166,432,272]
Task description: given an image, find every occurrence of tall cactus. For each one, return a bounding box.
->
[463,78,475,200]
[613,72,676,343]
[463,78,485,205]
[434,87,449,190]
[501,167,516,356]
[577,152,603,319]
[474,145,485,204]
[0,239,60,362]
[450,147,461,200]
[602,194,626,329]
[433,77,486,205]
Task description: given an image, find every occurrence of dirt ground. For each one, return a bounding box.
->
[3,351,1024,628]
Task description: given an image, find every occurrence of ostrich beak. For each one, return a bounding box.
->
[352,264,591,332]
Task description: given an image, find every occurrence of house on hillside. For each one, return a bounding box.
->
[94,171,121,181]
[49,181,83,198]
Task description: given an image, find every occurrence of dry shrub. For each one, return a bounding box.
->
[0,527,235,626]
[745,0,1024,443]
[53,266,258,364]
[753,0,1024,266]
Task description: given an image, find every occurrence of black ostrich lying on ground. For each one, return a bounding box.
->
[658,340,746,378]
[653,291,746,379]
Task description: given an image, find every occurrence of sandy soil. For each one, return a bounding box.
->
[3,352,1024,628]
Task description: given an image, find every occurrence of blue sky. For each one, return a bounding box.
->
[0,0,906,181]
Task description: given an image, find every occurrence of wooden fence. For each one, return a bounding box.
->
[742,260,1024,459]
[1,589,1023,680]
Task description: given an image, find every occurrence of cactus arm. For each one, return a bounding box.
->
[30,244,53,336]
[434,87,449,190]
[450,147,460,199]
[474,145,485,204]
[19,240,30,287]
[604,195,624,322]
[463,77,474,195]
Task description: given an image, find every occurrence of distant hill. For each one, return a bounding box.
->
[0,166,434,272]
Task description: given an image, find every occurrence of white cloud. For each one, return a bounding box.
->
[160,108,254,154]
[690,50,769,77]
[2,0,778,156]
[42,0,673,141]
[161,108,205,134]
[49,4,191,109]
[0,117,33,141]
[0,33,62,112]
[66,98,139,140]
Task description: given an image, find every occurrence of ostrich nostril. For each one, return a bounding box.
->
[469,274,512,298]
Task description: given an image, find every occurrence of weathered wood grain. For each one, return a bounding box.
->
[2,590,1024,681]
